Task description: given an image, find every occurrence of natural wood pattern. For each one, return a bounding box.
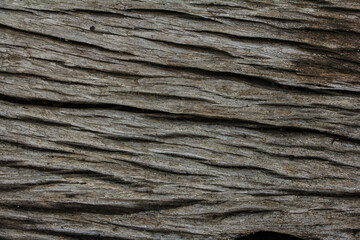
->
[0,0,359,239]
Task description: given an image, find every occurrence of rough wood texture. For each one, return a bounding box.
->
[0,0,359,239]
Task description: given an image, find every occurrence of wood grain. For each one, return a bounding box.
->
[0,0,359,239]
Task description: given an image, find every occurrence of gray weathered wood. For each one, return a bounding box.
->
[0,0,359,239]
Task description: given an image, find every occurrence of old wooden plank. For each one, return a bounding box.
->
[0,0,359,239]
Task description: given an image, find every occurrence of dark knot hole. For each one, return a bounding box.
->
[236,231,305,240]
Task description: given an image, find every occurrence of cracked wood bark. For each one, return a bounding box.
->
[0,0,359,239]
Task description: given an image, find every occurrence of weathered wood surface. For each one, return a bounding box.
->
[0,0,359,239]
